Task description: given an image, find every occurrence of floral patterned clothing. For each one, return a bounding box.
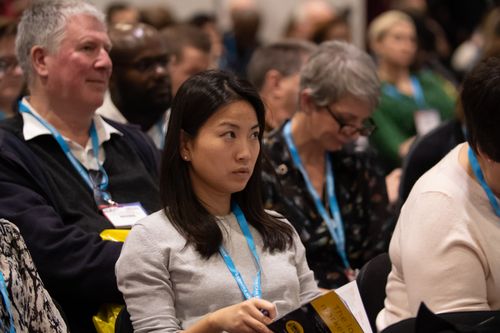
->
[262,124,395,288]
[0,219,67,333]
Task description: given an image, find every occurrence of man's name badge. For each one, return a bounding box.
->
[102,202,147,228]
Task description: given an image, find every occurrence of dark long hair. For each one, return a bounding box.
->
[160,70,294,258]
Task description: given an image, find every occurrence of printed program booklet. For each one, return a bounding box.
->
[269,281,372,333]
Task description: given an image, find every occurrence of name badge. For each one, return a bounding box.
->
[414,109,441,136]
[102,202,147,228]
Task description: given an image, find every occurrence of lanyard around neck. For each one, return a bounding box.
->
[283,121,350,269]
[383,75,426,109]
[18,101,113,205]
[0,272,16,333]
[468,147,500,217]
[219,203,262,300]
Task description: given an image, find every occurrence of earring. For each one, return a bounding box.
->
[183,155,189,161]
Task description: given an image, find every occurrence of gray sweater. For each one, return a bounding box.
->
[116,210,320,332]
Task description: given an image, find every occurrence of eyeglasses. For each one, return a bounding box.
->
[115,55,169,73]
[0,56,19,76]
[324,105,376,137]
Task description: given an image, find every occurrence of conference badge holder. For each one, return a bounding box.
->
[414,109,441,136]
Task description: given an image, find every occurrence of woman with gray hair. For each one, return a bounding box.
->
[262,40,394,289]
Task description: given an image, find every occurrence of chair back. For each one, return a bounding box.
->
[381,303,500,333]
[356,252,392,332]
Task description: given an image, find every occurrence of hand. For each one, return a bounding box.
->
[208,298,277,333]
[398,136,416,159]
[385,168,402,205]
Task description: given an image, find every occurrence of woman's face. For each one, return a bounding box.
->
[308,94,373,152]
[0,35,23,107]
[183,100,261,201]
[375,20,417,68]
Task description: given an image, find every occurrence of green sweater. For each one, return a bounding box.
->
[370,71,456,172]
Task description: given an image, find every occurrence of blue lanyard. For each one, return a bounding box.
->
[219,203,262,300]
[18,101,113,205]
[468,147,500,217]
[383,75,426,108]
[0,272,16,333]
[283,121,350,269]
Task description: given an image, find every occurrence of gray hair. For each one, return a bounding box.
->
[16,0,105,84]
[300,40,380,108]
[247,39,317,91]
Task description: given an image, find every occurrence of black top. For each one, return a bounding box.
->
[0,114,161,333]
[398,119,465,204]
[262,123,395,288]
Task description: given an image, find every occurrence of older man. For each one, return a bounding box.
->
[0,1,161,331]
[247,39,316,131]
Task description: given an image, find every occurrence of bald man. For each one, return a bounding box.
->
[98,22,171,148]
[286,0,337,41]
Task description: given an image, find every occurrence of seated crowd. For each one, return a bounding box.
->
[0,0,499,332]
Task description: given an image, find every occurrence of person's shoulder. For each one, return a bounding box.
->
[0,219,20,239]
[102,117,142,137]
[102,116,160,169]
[0,114,24,142]
[416,70,454,90]
[416,69,440,81]
[263,124,292,169]
[135,209,170,230]
[132,209,186,245]
[410,145,464,197]
[0,116,36,163]
[409,119,462,157]
[263,125,286,149]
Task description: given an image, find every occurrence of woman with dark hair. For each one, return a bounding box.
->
[116,70,320,333]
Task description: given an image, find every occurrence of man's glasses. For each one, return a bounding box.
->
[324,105,376,137]
[115,55,169,73]
[0,56,19,76]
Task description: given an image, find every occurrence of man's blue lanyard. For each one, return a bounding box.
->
[468,147,500,217]
[18,101,113,205]
[0,272,16,333]
[283,121,350,269]
[219,203,262,300]
[383,75,426,109]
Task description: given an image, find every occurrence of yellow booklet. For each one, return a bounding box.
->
[268,289,364,333]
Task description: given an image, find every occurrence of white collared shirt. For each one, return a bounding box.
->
[20,98,122,171]
[96,91,169,149]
